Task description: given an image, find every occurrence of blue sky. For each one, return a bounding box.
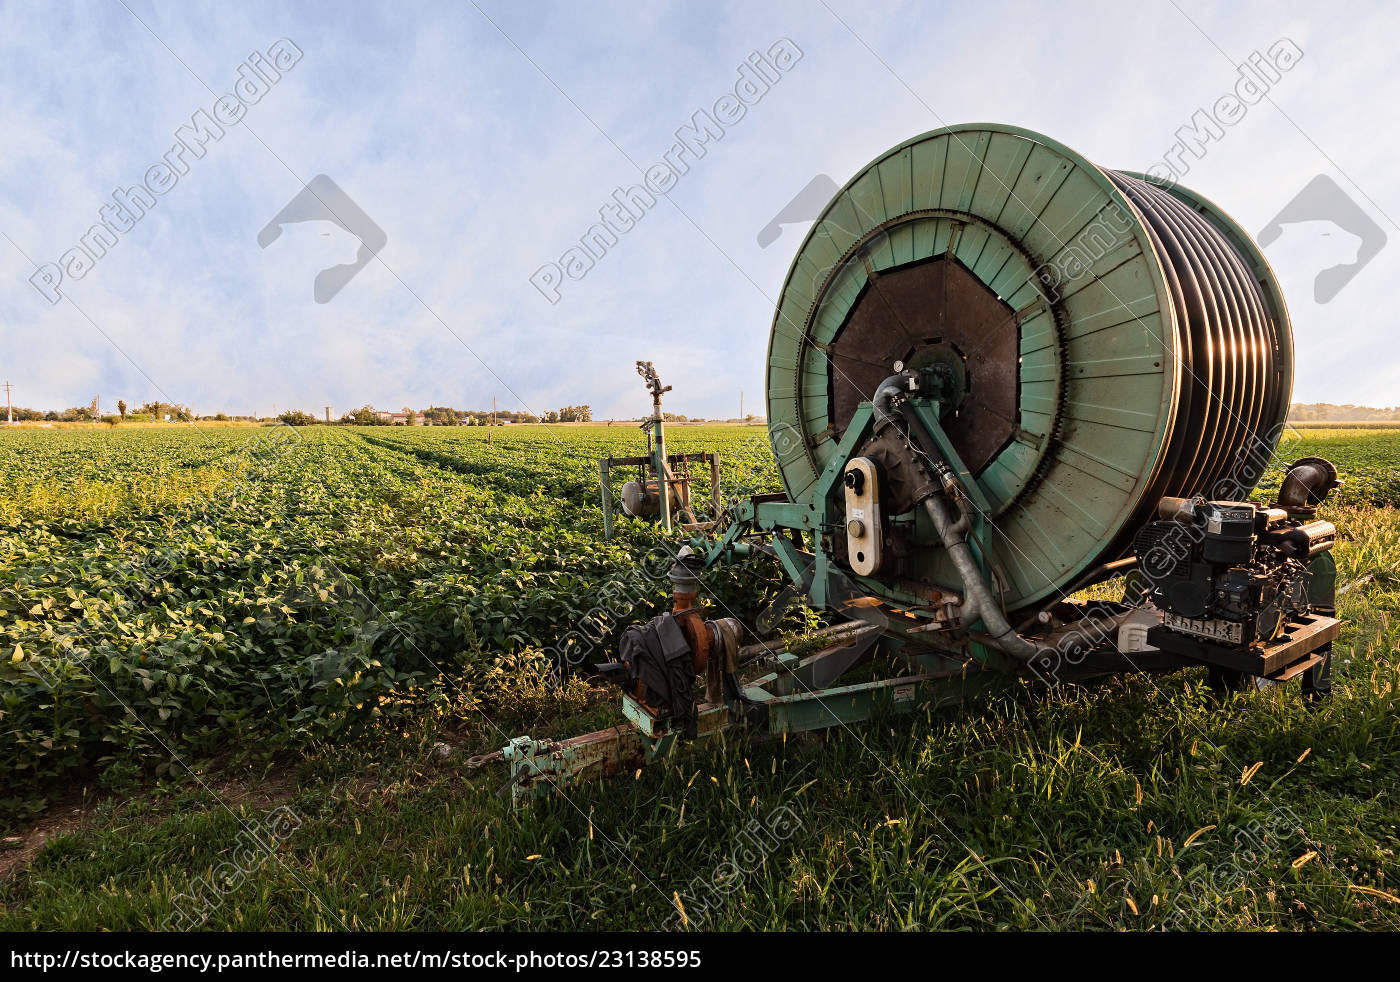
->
[1,0,1396,419]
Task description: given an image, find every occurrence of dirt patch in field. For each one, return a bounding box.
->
[0,766,302,882]
[0,796,94,881]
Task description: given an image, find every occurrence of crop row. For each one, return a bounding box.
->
[1,423,1394,820]
[0,425,790,818]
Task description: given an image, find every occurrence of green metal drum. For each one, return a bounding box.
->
[766,123,1292,610]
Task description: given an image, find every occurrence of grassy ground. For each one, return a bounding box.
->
[0,431,1397,930]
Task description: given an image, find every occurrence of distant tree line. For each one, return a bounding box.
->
[330,405,548,426]
[3,398,768,427]
[277,410,320,426]
[542,405,592,423]
[4,399,196,423]
[1289,403,1400,422]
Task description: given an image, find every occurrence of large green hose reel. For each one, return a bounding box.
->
[766,123,1292,611]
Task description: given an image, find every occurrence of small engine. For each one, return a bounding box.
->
[1136,497,1335,647]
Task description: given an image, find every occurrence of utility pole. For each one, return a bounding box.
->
[3,381,11,425]
[489,397,496,445]
[740,390,743,421]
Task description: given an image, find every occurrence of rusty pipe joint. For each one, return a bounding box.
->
[668,546,702,605]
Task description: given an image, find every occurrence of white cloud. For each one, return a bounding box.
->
[0,0,1395,418]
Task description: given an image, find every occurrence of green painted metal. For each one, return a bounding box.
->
[503,638,1012,801]
[764,123,1292,611]
[1306,550,1337,610]
[600,361,724,540]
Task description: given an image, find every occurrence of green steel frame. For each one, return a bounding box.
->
[599,383,722,540]
[502,396,1034,802]
[598,448,721,540]
[500,630,1007,806]
[510,388,1336,802]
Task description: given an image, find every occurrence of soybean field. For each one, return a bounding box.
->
[1,423,1398,930]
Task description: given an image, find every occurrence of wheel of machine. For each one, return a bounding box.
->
[766,123,1292,612]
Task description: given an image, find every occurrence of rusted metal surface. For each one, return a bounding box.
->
[736,620,868,663]
[829,257,1019,475]
[505,727,652,800]
[1148,613,1341,677]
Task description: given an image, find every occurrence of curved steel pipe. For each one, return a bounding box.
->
[921,492,1040,662]
[870,373,909,429]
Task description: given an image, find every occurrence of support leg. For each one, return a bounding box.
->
[1301,642,1332,703]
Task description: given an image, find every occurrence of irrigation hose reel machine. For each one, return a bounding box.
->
[501,124,1344,801]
